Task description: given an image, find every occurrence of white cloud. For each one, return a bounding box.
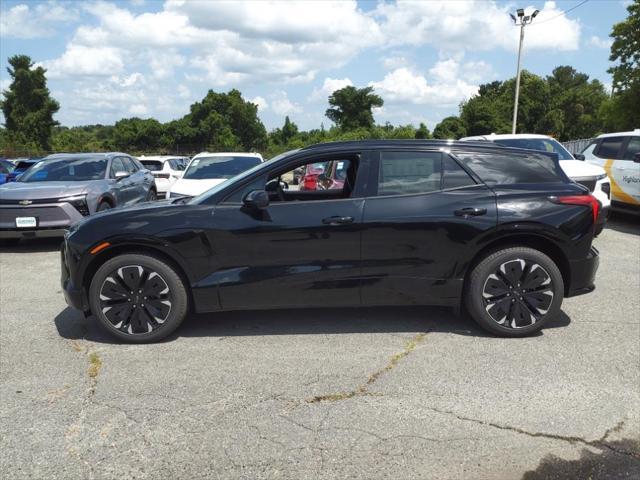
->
[587,35,612,49]
[250,96,269,112]
[0,1,79,38]
[44,45,124,78]
[374,0,581,52]
[270,91,302,116]
[381,55,411,70]
[309,77,354,102]
[370,67,478,107]
[129,104,148,116]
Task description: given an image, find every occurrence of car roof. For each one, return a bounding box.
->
[298,139,520,153]
[596,129,640,138]
[139,155,187,161]
[192,152,263,159]
[41,152,130,161]
[460,133,554,141]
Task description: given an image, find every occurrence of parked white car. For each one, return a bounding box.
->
[138,156,189,198]
[581,130,640,211]
[168,152,264,198]
[460,134,611,214]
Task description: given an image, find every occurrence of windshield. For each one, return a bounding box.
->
[141,160,163,171]
[183,156,262,180]
[19,157,107,182]
[493,138,573,160]
[189,149,299,204]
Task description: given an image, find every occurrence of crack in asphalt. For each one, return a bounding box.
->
[425,407,638,459]
[307,332,428,403]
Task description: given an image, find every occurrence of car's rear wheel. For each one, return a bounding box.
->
[89,253,189,343]
[147,189,157,201]
[464,247,564,337]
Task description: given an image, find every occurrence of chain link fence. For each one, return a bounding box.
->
[562,138,595,155]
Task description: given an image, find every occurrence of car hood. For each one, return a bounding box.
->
[0,181,89,199]
[559,160,605,179]
[170,178,227,196]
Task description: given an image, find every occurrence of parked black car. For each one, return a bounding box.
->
[61,140,600,343]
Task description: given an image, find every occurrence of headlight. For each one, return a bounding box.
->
[59,194,90,216]
[596,173,608,181]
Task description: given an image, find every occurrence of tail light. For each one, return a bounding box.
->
[550,194,600,224]
[153,172,170,179]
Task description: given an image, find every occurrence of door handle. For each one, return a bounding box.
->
[322,216,354,225]
[454,207,487,217]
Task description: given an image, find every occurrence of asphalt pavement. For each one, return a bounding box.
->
[0,212,638,479]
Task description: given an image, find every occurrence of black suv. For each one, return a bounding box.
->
[61,140,600,343]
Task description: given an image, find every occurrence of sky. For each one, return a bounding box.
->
[0,0,632,132]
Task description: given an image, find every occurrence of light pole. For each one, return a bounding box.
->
[510,8,539,134]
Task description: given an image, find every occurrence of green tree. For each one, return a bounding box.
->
[325,86,383,130]
[604,0,640,130]
[0,54,59,151]
[414,122,431,139]
[112,117,164,152]
[433,116,467,139]
[187,89,267,151]
[281,116,298,143]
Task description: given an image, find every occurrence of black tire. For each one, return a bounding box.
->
[97,201,112,212]
[464,247,564,337]
[89,253,189,343]
[147,189,157,201]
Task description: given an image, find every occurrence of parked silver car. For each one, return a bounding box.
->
[0,153,156,243]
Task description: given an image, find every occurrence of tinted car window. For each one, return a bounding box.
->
[20,158,108,182]
[442,155,476,189]
[455,151,562,185]
[184,156,262,180]
[492,138,573,160]
[110,157,126,177]
[596,137,625,159]
[141,160,163,171]
[622,137,640,160]
[378,151,441,196]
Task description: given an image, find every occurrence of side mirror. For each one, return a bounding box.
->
[243,190,269,209]
[574,153,585,161]
[634,153,640,164]
[114,171,129,180]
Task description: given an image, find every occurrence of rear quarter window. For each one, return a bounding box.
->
[595,137,625,159]
[455,151,563,185]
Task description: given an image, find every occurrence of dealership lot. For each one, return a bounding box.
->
[0,214,638,479]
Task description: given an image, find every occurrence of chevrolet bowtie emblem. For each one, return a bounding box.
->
[18,200,32,205]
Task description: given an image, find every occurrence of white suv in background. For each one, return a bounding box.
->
[582,130,640,211]
[168,152,264,198]
[460,134,611,214]
[138,156,189,199]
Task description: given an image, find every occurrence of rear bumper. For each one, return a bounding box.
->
[566,246,599,298]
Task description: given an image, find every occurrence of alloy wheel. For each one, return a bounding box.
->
[99,265,172,334]
[482,259,554,329]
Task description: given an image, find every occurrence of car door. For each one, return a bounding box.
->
[122,156,149,202]
[617,136,640,206]
[110,157,134,205]
[360,149,497,306]
[594,136,640,206]
[206,152,369,310]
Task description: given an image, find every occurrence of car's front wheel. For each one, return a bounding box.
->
[464,247,564,337]
[89,253,189,343]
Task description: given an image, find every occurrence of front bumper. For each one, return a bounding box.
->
[0,202,84,237]
[566,246,599,297]
[60,241,86,311]
[0,228,68,239]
